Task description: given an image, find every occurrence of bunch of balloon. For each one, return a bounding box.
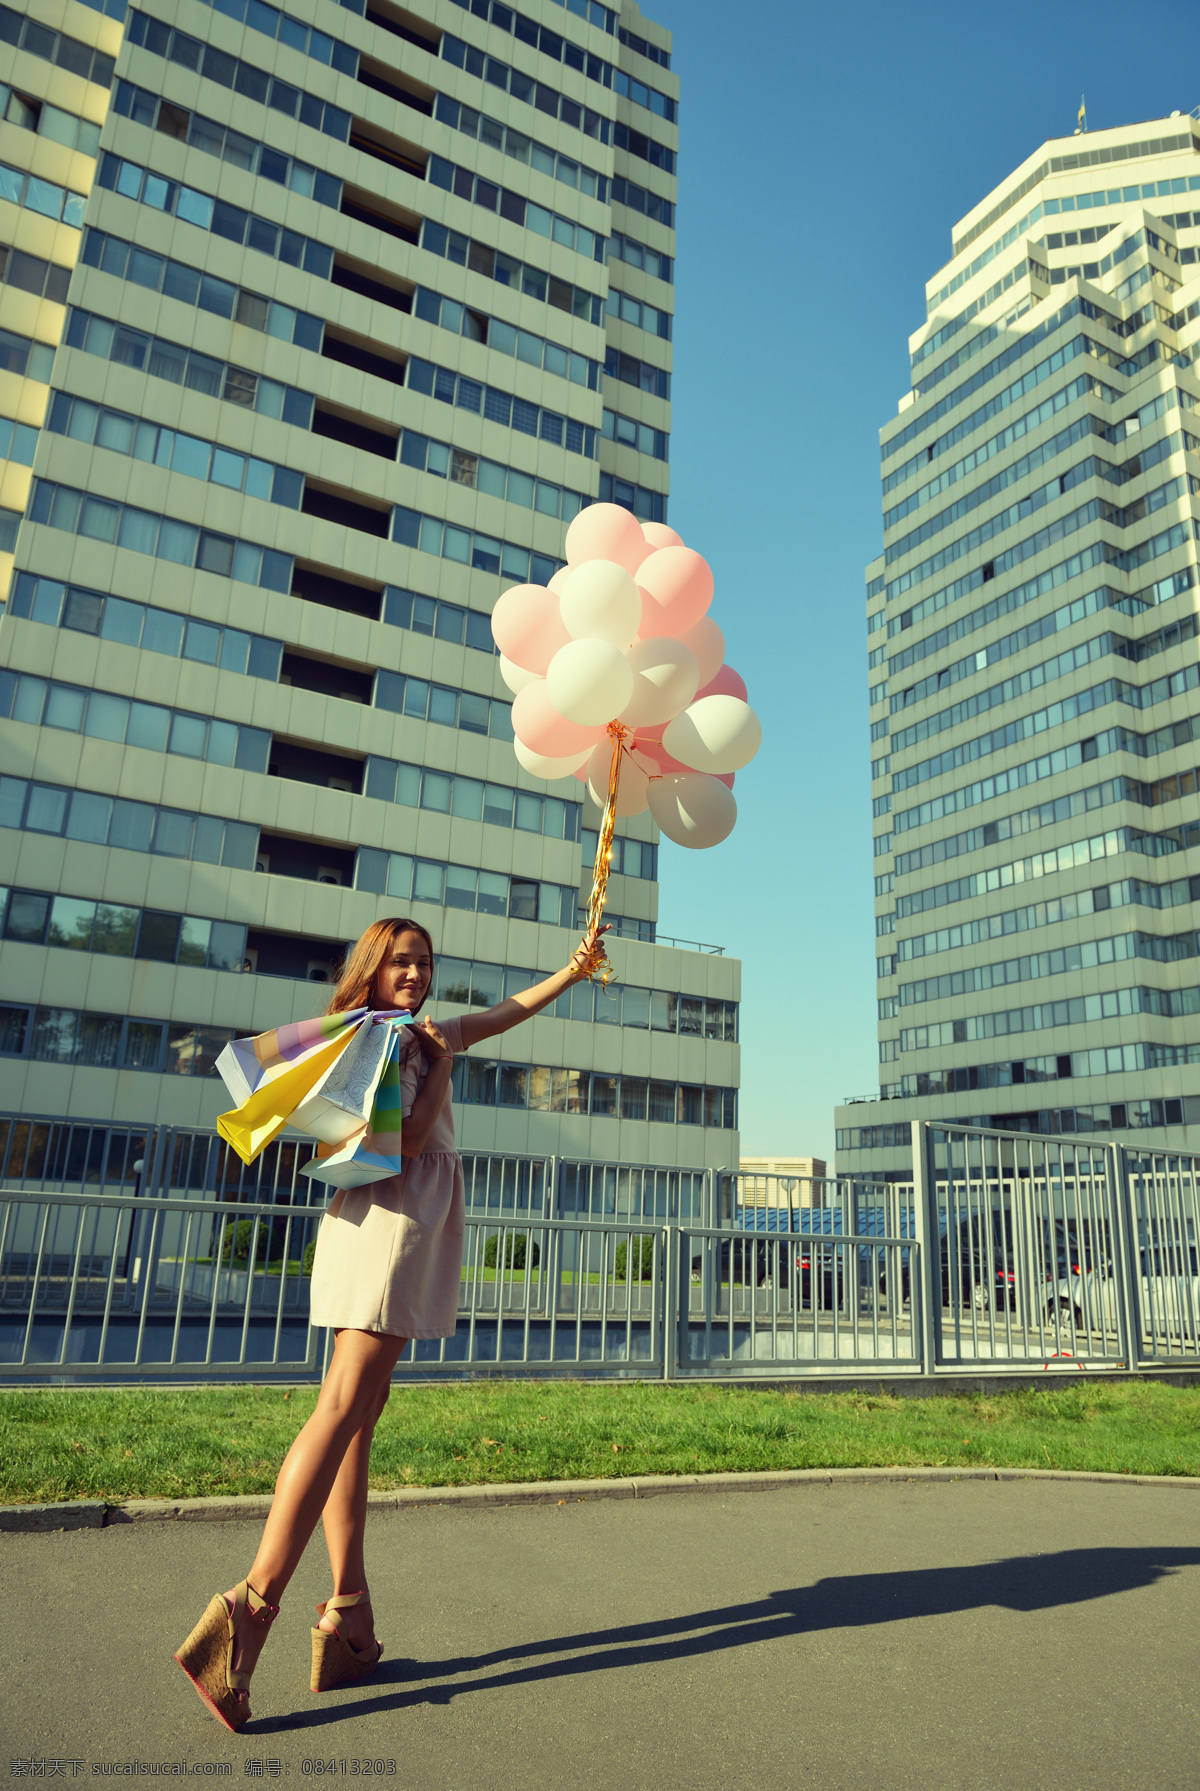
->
[490,502,762,979]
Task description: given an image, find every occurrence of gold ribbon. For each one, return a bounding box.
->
[577,721,631,985]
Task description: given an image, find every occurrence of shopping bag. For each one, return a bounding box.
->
[290,1010,407,1146]
[217,1009,369,1107]
[300,1017,411,1190]
[215,1010,370,1164]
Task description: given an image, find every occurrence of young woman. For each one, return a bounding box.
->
[174,913,607,1730]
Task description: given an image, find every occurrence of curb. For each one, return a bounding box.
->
[5,1466,1200,1531]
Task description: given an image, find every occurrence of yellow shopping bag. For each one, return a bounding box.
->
[217,1025,359,1164]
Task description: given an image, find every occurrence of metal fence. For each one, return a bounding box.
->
[1,1111,1198,1381]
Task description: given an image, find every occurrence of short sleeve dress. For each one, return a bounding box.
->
[308,1015,467,1339]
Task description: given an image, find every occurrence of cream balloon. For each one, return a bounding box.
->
[662,694,762,775]
[648,772,737,850]
[584,742,654,816]
[559,559,642,646]
[618,636,700,729]
[513,738,591,779]
[499,654,539,695]
[679,616,725,689]
[546,637,635,726]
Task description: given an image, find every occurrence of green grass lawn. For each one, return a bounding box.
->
[2,1379,1199,1506]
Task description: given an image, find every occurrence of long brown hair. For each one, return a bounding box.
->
[326,917,436,1015]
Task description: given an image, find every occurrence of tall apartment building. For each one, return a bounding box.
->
[838,113,1200,1176]
[0,0,741,1177]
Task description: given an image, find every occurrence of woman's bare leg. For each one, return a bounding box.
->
[317,1372,399,1651]
[220,1328,406,1697]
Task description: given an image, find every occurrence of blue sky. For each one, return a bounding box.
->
[637,0,1197,1161]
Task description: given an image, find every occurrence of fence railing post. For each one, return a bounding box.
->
[910,1121,937,1377]
[144,1125,171,1199]
[662,1223,675,1381]
[1109,1143,1141,1370]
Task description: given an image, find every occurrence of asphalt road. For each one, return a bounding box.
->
[4,1479,1199,1791]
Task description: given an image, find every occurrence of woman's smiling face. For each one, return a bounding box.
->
[372,929,433,1013]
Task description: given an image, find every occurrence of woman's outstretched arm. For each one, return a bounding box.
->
[455,922,610,1048]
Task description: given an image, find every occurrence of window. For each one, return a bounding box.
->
[355,849,577,929]
[400,430,587,520]
[46,393,302,509]
[0,777,258,871]
[94,153,333,281]
[602,410,668,461]
[30,482,293,594]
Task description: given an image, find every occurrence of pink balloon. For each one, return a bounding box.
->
[681,615,725,687]
[636,585,682,641]
[641,521,683,550]
[491,584,570,673]
[565,504,650,575]
[637,547,714,632]
[637,737,692,776]
[698,664,748,702]
[512,681,607,758]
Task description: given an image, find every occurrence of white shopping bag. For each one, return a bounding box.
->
[300,1015,412,1190]
[290,1012,409,1146]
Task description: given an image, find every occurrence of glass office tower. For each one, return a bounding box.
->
[839,114,1200,1175]
[0,0,741,1172]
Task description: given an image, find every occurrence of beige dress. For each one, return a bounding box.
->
[308,1016,467,1338]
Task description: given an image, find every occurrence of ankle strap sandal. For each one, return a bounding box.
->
[311,1591,383,1694]
[174,1578,280,1733]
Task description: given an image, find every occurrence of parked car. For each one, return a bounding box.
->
[700,1235,850,1310]
[1046,1243,1200,1334]
[878,1212,1016,1312]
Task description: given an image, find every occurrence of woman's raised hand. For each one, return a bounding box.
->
[568,921,611,983]
[414,1017,454,1059]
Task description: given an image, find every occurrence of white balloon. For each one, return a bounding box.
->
[662,695,762,775]
[584,742,654,816]
[618,637,700,729]
[513,738,590,779]
[546,637,635,726]
[559,559,642,647]
[680,616,725,688]
[499,654,539,695]
[648,772,737,850]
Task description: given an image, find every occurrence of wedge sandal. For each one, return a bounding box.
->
[174,1577,280,1732]
[311,1591,383,1693]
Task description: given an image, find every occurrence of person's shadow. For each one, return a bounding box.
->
[270,1546,1200,1731]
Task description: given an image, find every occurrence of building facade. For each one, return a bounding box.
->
[0,0,741,1174]
[838,113,1200,1176]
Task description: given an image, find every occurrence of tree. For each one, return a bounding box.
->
[483,1232,540,1271]
[614,1235,655,1282]
[219,1217,271,1267]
